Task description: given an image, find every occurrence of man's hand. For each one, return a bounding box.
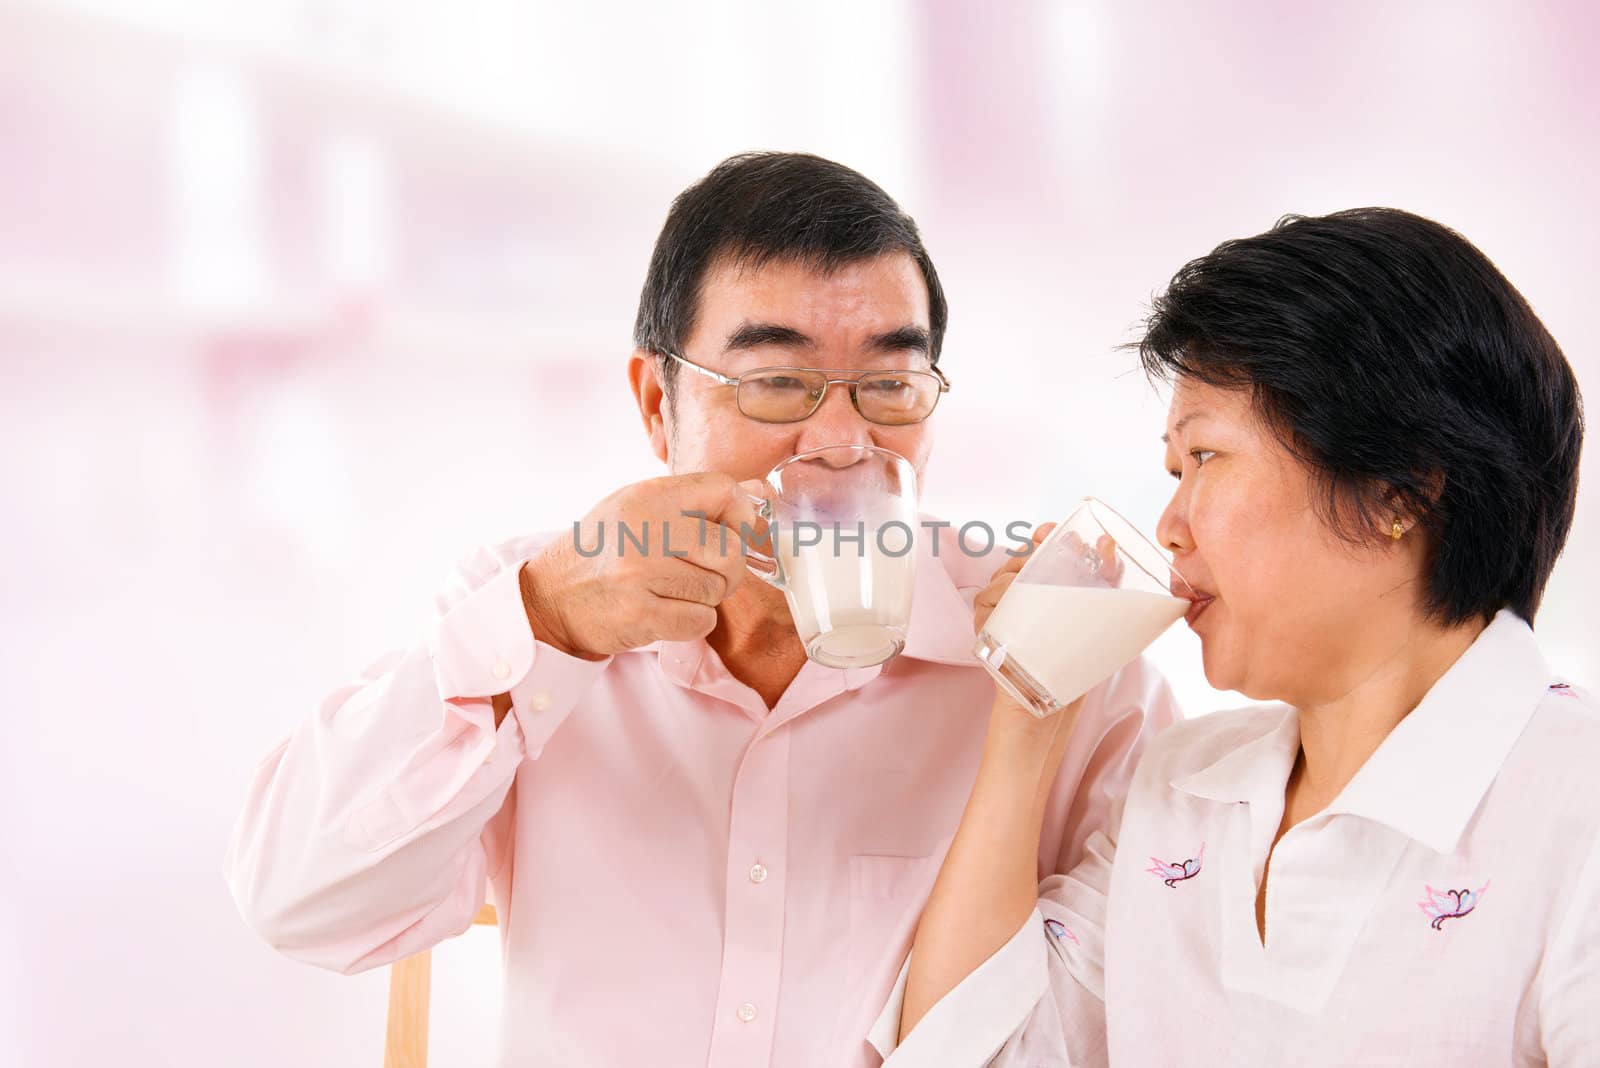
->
[518,472,761,660]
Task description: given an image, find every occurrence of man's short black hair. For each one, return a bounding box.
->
[634,152,947,396]
[1137,207,1584,625]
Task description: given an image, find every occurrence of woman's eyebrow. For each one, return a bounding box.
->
[1161,410,1213,444]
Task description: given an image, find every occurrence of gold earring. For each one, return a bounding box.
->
[1390,517,1404,541]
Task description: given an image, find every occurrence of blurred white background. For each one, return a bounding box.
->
[3,1,1595,1065]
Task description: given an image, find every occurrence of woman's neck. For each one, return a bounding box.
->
[1288,615,1487,812]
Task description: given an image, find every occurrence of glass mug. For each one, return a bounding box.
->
[973,497,1193,717]
[742,444,919,669]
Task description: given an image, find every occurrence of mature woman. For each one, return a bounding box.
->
[869,208,1592,1065]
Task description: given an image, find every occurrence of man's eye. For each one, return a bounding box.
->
[752,376,812,393]
[863,377,909,393]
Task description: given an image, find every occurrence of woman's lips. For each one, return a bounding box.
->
[1185,596,1215,627]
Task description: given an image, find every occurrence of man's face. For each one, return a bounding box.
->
[636,251,938,490]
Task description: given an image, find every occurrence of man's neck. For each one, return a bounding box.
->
[707,580,808,709]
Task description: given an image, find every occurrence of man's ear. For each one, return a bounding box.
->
[627,349,670,465]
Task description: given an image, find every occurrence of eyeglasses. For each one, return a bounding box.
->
[661,351,950,426]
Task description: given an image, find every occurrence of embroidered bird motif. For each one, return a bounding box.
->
[1417,882,1490,930]
[1043,918,1080,945]
[1146,843,1205,888]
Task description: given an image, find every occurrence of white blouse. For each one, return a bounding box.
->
[871,610,1600,1066]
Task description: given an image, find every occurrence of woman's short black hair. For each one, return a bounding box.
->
[634,152,946,398]
[1138,207,1583,625]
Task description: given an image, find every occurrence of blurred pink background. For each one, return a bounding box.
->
[4,1,1596,1065]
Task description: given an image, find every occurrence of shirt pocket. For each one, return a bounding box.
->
[844,853,942,996]
[835,853,943,1060]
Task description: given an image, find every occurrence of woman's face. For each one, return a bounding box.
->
[1157,377,1427,705]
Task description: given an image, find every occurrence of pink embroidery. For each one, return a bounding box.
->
[1147,843,1205,887]
[1417,881,1490,930]
[1549,682,1579,699]
[1043,918,1080,945]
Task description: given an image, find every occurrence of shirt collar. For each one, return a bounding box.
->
[1170,704,1301,806]
[1172,609,1553,855]
[1324,609,1551,853]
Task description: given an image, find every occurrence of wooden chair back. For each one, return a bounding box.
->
[382,904,498,1068]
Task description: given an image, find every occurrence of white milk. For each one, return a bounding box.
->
[775,526,915,663]
[982,583,1187,704]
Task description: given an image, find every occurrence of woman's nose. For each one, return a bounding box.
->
[1156,485,1193,555]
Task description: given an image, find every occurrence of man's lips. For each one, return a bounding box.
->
[1185,596,1215,627]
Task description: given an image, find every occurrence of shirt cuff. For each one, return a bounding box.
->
[868,907,1050,1066]
[428,560,610,757]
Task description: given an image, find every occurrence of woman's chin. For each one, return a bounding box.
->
[1200,665,1235,695]
[1198,645,1227,691]
[1198,636,1250,698]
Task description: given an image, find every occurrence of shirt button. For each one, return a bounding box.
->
[749,863,768,884]
[492,661,512,681]
[736,1002,758,1023]
[527,691,551,712]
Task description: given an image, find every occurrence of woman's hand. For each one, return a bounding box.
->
[1061,528,1126,588]
[973,521,1054,634]
[973,521,1128,637]
[899,520,1084,1040]
[973,521,1089,731]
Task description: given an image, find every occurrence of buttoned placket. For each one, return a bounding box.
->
[685,649,880,1068]
[1218,801,1412,1015]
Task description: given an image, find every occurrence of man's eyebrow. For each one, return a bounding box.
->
[866,325,931,354]
[724,322,813,352]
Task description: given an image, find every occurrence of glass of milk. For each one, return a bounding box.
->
[973,497,1193,717]
[742,445,919,669]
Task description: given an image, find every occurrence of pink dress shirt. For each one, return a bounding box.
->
[223,517,1179,1067]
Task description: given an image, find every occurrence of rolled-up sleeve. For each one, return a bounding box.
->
[868,814,1119,1068]
[222,537,609,974]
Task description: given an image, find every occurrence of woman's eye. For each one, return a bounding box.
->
[1165,449,1214,479]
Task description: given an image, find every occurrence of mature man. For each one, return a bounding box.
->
[224,152,1177,1067]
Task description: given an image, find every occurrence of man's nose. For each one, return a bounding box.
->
[794,380,873,451]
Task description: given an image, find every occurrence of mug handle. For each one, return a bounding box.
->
[741,490,784,589]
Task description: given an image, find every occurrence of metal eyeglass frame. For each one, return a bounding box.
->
[659,350,951,425]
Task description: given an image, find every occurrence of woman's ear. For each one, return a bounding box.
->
[1400,468,1447,508]
[627,350,671,465]
[1379,470,1444,540]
